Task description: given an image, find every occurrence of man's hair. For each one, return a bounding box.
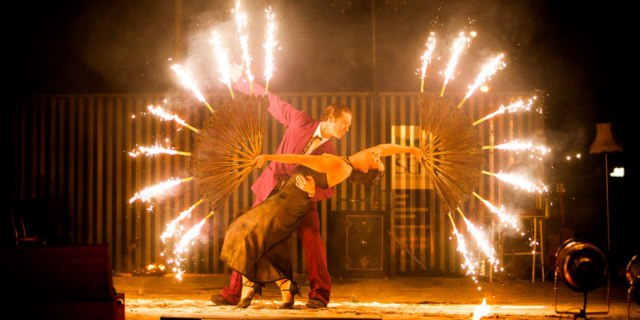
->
[348,169,385,186]
[320,103,352,121]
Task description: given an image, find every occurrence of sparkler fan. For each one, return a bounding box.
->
[419,93,484,212]
[191,94,268,209]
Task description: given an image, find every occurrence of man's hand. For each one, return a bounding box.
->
[295,175,315,197]
[252,155,267,168]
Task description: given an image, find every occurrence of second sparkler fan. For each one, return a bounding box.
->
[191,94,268,209]
[419,93,485,212]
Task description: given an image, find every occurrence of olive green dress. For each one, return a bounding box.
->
[220,166,329,283]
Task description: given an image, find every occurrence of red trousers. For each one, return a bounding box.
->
[220,208,331,306]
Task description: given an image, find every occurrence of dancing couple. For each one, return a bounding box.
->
[210,69,425,309]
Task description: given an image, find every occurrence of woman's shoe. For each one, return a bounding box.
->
[237,281,262,309]
[277,280,301,309]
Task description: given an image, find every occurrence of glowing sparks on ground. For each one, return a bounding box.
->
[441,31,471,96]
[129,144,192,157]
[472,298,492,320]
[234,0,254,93]
[171,64,214,113]
[263,6,277,94]
[212,31,235,99]
[129,177,194,204]
[147,105,201,133]
[420,32,436,93]
[458,53,505,108]
[473,97,537,126]
[483,170,549,193]
[473,192,520,231]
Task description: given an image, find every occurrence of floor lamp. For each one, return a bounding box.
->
[589,123,623,252]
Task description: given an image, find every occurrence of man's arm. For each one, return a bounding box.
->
[234,76,309,128]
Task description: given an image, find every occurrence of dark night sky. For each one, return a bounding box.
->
[5,1,637,266]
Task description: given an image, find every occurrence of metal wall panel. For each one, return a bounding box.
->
[3,91,541,276]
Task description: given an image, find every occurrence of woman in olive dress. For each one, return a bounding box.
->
[219,143,425,309]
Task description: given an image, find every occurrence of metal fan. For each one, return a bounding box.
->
[191,94,268,209]
[419,93,484,212]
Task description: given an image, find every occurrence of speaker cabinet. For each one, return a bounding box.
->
[329,212,388,278]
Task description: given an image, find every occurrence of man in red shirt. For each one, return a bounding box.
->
[210,69,352,308]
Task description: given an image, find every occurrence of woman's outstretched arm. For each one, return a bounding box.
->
[252,154,346,174]
[368,143,426,160]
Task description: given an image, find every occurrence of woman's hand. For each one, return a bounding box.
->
[411,147,427,163]
[252,155,267,168]
[295,175,316,197]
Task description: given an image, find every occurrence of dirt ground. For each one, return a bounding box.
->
[112,273,637,320]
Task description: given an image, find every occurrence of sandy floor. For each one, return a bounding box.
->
[112,273,637,320]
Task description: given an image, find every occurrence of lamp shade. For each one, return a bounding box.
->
[590,123,623,154]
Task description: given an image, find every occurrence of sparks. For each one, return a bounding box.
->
[458,53,505,108]
[129,143,192,157]
[129,177,194,203]
[171,64,214,113]
[161,199,204,243]
[483,170,549,193]
[483,141,550,160]
[441,31,471,97]
[448,213,478,277]
[212,30,235,99]
[458,208,499,270]
[473,96,537,126]
[234,0,254,93]
[420,32,436,93]
[147,105,201,133]
[473,192,520,231]
[167,211,214,280]
[264,6,277,94]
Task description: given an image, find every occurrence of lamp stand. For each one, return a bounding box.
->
[605,153,610,252]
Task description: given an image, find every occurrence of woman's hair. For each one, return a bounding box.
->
[320,103,352,121]
[348,168,385,186]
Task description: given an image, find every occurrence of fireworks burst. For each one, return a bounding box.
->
[440,31,471,96]
[234,0,254,93]
[457,53,506,108]
[129,177,193,204]
[127,3,279,280]
[212,30,235,99]
[147,105,201,133]
[458,208,499,271]
[418,30,547,287]
[473,97,537,126]
[419,32,436,93]
[484,141,550,161]
[484,171,549,193]
[171,64,214,113]
[129,143,192,157]
[264,6,277,94]
[473,192,520,231]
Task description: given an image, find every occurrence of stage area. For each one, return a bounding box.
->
[113,273,635,320]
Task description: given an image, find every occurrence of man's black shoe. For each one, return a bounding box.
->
[209,294,236,306]
[306,298,326,308]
